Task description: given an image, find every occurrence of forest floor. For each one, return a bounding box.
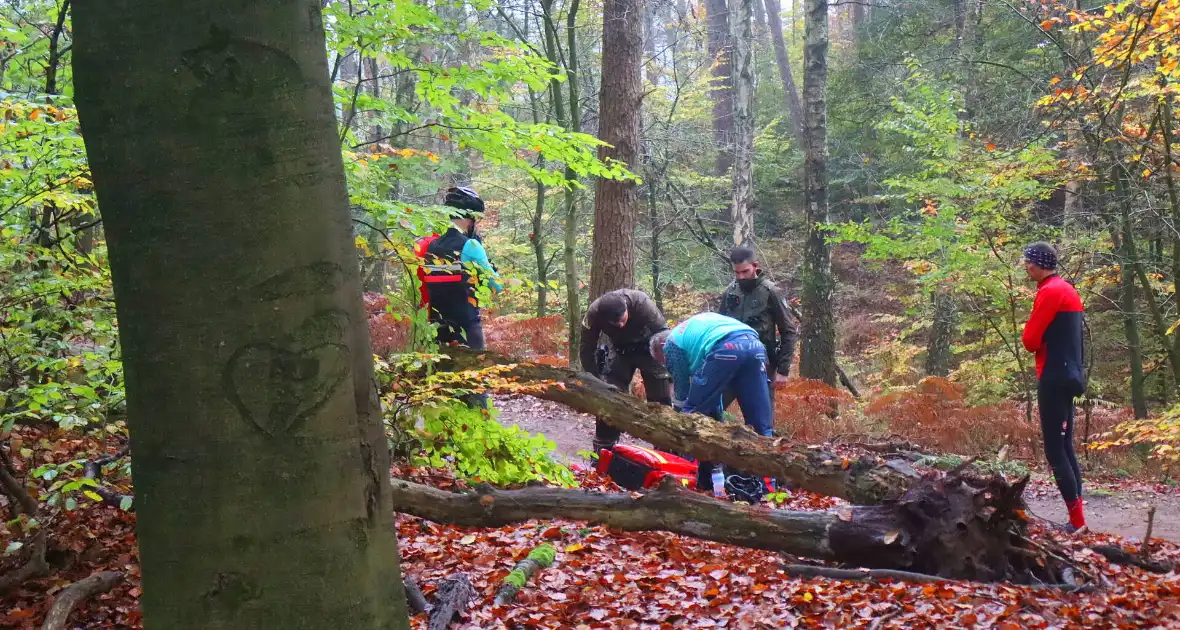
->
[495,394,1180,543]
[5,409,1180,628]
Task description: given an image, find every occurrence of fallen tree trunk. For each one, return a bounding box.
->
[390,472,1062,583]
[41,571,122,630]
[427,573,473,630]
[441,348,918,504]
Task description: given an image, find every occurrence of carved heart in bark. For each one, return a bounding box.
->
[225,341,350,436]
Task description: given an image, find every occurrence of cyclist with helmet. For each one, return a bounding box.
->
[415,186,501,350]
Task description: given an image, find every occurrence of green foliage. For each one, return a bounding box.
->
[830,68,1065,394]
[411,402,575,487]
[1094,401,1180,464]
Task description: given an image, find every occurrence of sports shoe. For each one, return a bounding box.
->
[1055,521,1089,535]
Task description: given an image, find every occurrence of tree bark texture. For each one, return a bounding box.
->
[707,0,735,175]
[73,3,409,628]
[730,0,756,247]
[390,472,1058,582]
[442,348,919,504]
[925,290,957,377]
[590,0,642,301]
[541,0,584,365]
[799,0,837,385]
[1111,169,1148,417]
[764,0,806,147]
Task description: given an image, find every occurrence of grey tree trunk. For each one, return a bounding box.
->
[73,3,409,628]
[542,0,584,365]
[730,0,756,246]
[590,0,643,300]
[764,0,806,147]
[1114,175,1149,418]
[925,290,957,377]
[707,0,735,175]
[799,0,837,385]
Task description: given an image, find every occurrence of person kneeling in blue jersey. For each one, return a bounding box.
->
[649,312,774,497]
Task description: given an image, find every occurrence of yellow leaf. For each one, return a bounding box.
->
[1144,168,1154,178]
[802,592,814,602]
[83,490,104,502]
[565,543,585,553]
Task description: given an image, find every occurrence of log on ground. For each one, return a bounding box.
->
[41,570,122,630]
[427,573,474,630]
[391,472,1063,583]
[440,347,918,505]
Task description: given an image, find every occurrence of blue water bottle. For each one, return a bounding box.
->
[711,466,726,498]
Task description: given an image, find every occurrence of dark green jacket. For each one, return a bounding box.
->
[579,289,668,374]
[718,273,798,377]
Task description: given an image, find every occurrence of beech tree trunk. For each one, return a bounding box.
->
[442,348,918,504]
[390,471,1058,582]
[925,290,957,377]
[73,3,409,628]
[590,0,642,300]
[799,0,837,385]
[764,0,805,146]
[730,0,756,246]
[707,0,735,175]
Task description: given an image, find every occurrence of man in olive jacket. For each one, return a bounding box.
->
[579,289,673,453]
[718,246,799,397]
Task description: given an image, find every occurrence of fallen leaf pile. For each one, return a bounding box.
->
[4,436,1180,628]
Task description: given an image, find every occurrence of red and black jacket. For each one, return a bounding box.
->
[1022,275,1086,395]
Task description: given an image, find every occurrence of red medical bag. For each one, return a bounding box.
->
[595,444,698,491]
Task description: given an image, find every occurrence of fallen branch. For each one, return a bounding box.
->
[781,563,1096,593]
[40,570,122,630]
[0,530,50,594]
[0,450,40,516]
[83,446,132,510]
[391,472,1057,582]
[1142,505,1157,561]
[783,564,947,584]
[494,544,556,605]
[427,573,473,630]
[440,348,919,504]
[1090,544,1175,574]
[403,576,428,614]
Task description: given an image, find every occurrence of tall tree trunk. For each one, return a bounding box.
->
[73,3,409,628]
[590,0,643,300]
[1114,173,1149,418]
[925,290,956,377]
[764,0,805,147]
[707,0,735,175]
[534,177,549,318]
[542,0,584,365]
[1160,95,1180,376]
[648,180,664,312]
[731,0,756,246]
[799,0,837,385]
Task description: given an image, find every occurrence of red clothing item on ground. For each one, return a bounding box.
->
[1021,274,1084,378]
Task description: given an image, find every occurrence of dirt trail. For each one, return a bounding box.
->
[494,394,1180,543]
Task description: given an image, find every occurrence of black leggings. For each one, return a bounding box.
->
[1038,380,1083,503]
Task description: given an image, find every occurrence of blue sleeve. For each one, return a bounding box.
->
[461,239,501,292]
[664,340,691,407]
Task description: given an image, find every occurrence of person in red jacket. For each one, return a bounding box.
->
[1021,242,1088,533]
